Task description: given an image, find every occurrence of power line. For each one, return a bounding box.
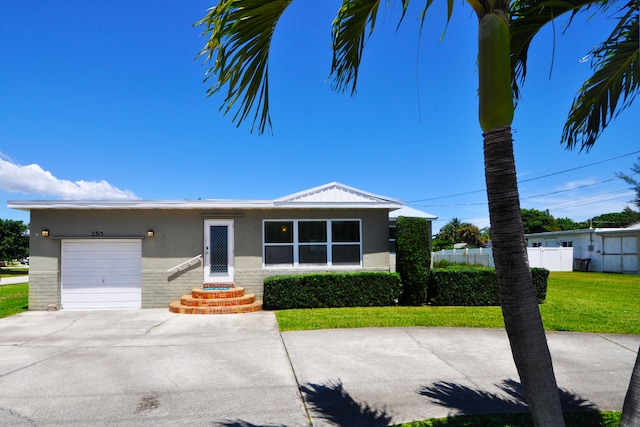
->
[431,189,634,225]
[407,150,640,203]
[412,173,637,208]
[518,152,640,184]
[528,189,633,211]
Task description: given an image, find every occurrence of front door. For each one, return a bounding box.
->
[204,220,234,283]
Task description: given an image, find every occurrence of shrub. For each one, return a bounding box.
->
[396,216,431,306]
[263,272,402,310]
[432,259,453,269]
[531,267,550,302]
[428,267,549,306]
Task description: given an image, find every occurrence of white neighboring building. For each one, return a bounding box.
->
[525,222,640,274]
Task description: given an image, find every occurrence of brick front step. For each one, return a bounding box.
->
[169,300,263,315]
[203,283,234,289]
[169,283,262,315]
[180,293,256,307]
[192,287,246,299]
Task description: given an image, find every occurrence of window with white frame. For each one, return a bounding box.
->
[263,219,362,267]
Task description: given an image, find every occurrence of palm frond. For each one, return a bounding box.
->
[195,0,293,134]
[330,0,383,94]
[562,5,639,151]
[509,0,618,102]
[331,0,455,94]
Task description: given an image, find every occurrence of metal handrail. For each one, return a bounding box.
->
[167,254,203,273]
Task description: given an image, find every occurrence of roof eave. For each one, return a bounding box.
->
[8,199,404,211]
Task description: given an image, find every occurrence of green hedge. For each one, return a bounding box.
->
[396,216,432,306]
[263,272,402,310]
[427,267,549,306]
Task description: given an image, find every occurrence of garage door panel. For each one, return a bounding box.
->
[604,237,621,253]
[63,300,141,310]
[63,266,141,278]
[63,289,140,301]
[64,255,141,264]
[64,259,140,270]
[63,278,141,288]
[623,255,638,273]
[62,239,142,309]
[622,237,637,253]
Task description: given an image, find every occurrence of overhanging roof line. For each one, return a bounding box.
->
[7,182,406,211]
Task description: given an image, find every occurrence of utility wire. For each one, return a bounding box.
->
[529,189,632,211]
[407,150,640,203]
[432,189,634,225]
[413,173,638,208]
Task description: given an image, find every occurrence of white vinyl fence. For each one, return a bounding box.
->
[432,247,574,272]
[433,248,495,268]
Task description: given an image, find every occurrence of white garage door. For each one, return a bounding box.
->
[62,239,142,309]
[603,236,639,274]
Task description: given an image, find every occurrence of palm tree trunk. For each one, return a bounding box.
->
[621,346,640,426]
[483,125,565,427]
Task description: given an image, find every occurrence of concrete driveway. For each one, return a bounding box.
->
[0,310,638,426]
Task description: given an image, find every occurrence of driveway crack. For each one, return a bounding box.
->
[0,407,37,426]
[278,331,313,426]
[0,348,74,379]
[596,334,640,353]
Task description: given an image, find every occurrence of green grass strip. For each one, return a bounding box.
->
[0,283,28,318]
[276,272,640,334]
[396,411,620,426]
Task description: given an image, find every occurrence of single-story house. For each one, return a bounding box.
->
[525,222,640,274]
[9,182,436,311]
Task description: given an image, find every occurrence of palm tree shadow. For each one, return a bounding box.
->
[418,378,599,415]
[214,420,287,427]
[300,379,393,427]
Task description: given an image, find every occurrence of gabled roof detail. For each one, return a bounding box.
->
[275,182,402,206]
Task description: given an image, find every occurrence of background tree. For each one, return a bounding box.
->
[434,218,469,250]
[556,217,588,231]
[521,208,561,234]
[433,218,488,250]
[0,219,29,262]
[196,0,638,424]
[479,226,491,245]
[617,156,640,211]
[590,209,640,228]
[436,218,465,243]
[456,225,483,247]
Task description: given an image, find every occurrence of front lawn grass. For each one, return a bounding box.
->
[540,272,640,334]
[276,272,640,334]
[0,283,28,318]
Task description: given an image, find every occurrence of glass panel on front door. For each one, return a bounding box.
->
[209,225,228,274]
[204,220,234,283]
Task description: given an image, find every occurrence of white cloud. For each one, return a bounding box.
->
[0,154,139,200]
[554,177,599,192]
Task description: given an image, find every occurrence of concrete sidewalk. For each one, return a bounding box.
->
[0,275,28,285]
[0,309,637,426]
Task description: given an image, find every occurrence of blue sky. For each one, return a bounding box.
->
[1,1,638,233]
